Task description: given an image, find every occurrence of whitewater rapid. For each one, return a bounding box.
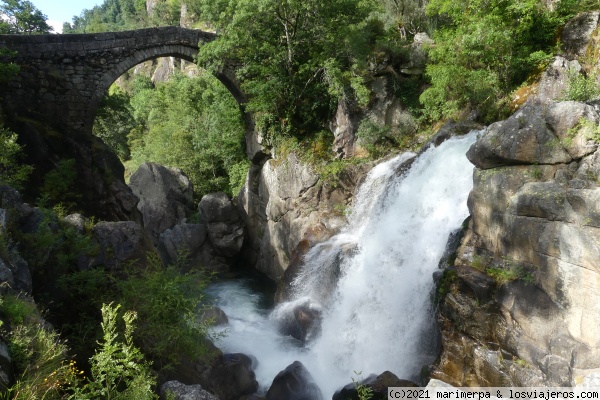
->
[207,131,479,397]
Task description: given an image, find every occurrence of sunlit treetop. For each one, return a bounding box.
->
[0,0,53,34]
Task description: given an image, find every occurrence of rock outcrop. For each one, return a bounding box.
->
[129,162,195,241]
[238,153,370,282]
[158,192,245,272]
[85,221,158,271]
[160,380,217,400]
[7,120,140,221]
[329,33,429,159]
[265,361,323,400]
[433,99,600,386]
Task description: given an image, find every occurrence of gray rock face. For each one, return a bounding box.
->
[129,163,195,241]
[561,12,600,59]
[467,101,598,169]
[329,74,418,159]
[160,381,217,400]
[266,361,323,400]
[329,99,362,159]
[158,223,208,267]
[0,189,34,294]
[157,192,246,273]
[536,56,582,103]
[238,154,367,281]
[199,192,245,256]
[86,221,158,271]
[200,353,258,400]
[434,100,600,387]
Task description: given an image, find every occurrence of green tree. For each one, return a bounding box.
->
[420,0,565,122]
[378,0,431,36]
[0,0,52,34]
[94,87,137,161]
[126,72,248,198]
[196,0,384,139]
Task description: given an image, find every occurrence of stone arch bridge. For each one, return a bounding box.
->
[0,27,263,161]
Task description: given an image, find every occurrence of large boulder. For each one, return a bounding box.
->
[271,298,322,343]
[467,101,598,169]
[160,380,217,400]
[85,221,158,271]
[129,163,195,241]
[200,353,258,400]
[158,223,208,268]
[332,371,418,400]
[198,192,244,257]
[265,361,323,400]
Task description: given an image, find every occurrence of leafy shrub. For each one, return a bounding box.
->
[0,125,33,190]
[14,207,98,293]
[69,303,156,400]
[0,294,37,326]
[114,256,215,368]
[561,69,600,102]
[41,159,79,209]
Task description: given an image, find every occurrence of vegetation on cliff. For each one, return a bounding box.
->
[95,73,249,199]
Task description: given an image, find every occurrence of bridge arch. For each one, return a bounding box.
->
[0,26,249,145]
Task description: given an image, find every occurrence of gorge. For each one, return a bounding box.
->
[1,1,600,399]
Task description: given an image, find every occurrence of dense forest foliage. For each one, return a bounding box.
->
[94,72,249,198]
[68,0,600,186]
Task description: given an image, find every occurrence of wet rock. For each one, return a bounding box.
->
[160,380,217,400]
[333,371,418,400]
[275,223,343,303]
[129,163,195,241]
[201,353,258,400]
[197,307,228,326]
[272,299,322,343]
[265,361,323,400]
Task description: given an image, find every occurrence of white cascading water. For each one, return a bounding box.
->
[207,131,479,397]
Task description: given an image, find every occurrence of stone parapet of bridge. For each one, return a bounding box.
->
[0,26,247,137]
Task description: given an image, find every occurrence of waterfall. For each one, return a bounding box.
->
[208,131,479,397]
